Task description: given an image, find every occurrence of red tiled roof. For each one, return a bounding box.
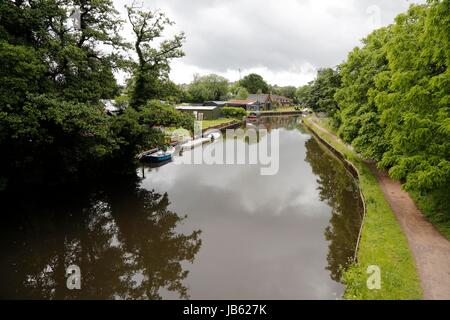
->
[247,94,270,103]
[227,99,257,104]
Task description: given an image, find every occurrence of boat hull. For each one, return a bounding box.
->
[181,138,209,150]
[144,154,172,162]
[140,147,176,162]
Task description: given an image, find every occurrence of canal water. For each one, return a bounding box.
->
[0,116,363,299]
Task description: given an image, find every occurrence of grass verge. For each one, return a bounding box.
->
[304,117,422,300]
[249,106,298,113]
[201,118,235,129]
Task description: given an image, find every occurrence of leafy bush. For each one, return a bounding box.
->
[221,107,246,119]
[335,2,450,193]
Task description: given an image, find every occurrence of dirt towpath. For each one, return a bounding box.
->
[307,118,450,300]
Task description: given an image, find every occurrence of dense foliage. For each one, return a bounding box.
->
[301,1,450,233]
[0,0,193,190]
[183,72,300,102]
[236,87,249,100]
[296,68,341,126]
[238,73,269,94]
[335,27,390,160]
[341,1,449,194]
[271,85,297,101]
[305,1,449,198]
[126,5,186,108]
[187,74,229,102]
[221,107,247,119]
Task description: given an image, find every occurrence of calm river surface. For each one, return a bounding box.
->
[0,116,362,299]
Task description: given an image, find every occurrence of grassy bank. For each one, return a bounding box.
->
[248,106,297,114]
[201,118,235,129]
[303,117,422,300]
[163,119,237,142]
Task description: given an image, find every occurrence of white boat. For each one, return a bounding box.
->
[180,137,210,150]
[180,132,221,150]
[140,146,176,162]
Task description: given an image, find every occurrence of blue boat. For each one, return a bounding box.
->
[140,146,176,162]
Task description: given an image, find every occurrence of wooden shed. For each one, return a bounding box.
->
[175,106,222,120]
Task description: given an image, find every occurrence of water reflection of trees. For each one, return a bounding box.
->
[304,137,363,282]
[258,116,304,132]
[0,175,201,299]
[236,116,305,145]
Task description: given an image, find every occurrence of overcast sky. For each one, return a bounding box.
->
[114,0,424,86]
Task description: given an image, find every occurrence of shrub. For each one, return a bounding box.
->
[221,107,246,119]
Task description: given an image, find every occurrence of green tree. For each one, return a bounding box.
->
[309,68,341,114]
[221,107,247,119]
[335,1,450,194]
[300,68,341,128]
[271,85,297,100]
[227,82,243,99]
[239,73,269,94]
[187,74,229,102]
[376,2,450,192]
[127,5,185,108]
[158,80,186,104]
[0,1,193,191]
[335,27,391,160]
[236,87,249,99]
[295,84,313,107]
[110,100,194,161]
[0,0,125,188]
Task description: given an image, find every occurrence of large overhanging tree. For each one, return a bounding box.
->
[0,0,129,188]
[0,0,193,190]
[126,4,185,108]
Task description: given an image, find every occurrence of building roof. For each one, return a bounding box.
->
[227,99,258,105]
[246,94,292,103]
[271,94,292,101]
[203,101,228,106]
[247,94,270,103]
[176,106,218,111]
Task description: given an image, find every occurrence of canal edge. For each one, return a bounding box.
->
[303,116,423,300]
[302,118,367,263]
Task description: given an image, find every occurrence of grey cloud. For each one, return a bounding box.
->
[115,0,424,83]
